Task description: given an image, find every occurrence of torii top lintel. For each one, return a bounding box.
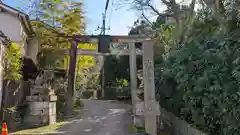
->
[63,35,151,43]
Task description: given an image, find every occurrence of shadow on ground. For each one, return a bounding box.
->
[47,100,133,135]
[10,100,133,135]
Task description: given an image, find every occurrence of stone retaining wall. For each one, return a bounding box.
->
[25,101,56,125]
[157,106,206,135]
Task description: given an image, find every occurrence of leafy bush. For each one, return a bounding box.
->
[3,42,23,80]
[54,78,67,115]
[16,102,30,124]
[156,10,240,135]
[56,93,65,115]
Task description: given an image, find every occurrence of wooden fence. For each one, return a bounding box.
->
[2,80,31,108]
[1,80,31,131]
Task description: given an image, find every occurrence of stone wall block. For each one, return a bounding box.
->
[49,114,56,124]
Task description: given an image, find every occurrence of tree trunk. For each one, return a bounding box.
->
[202,0,225,16]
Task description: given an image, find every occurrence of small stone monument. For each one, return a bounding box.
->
[25,69,57,126]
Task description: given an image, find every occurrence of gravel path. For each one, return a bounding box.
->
[56,100,133,135]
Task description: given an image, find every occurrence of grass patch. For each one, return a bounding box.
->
[159,132,170,135]
[72,107,81,116]
[8,106,17,111]
[57,105,82,122]
[128,125,145,133]
[11,101,83,134]
[11,121,65,134]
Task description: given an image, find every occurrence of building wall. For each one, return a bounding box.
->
[0,12,23,43]
[26,37,39,64]
[0,11,39,63]
[0,12,26,55]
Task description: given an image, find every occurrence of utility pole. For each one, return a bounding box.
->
[100,13,106,98]
[100,0,109,35]
[100,0,110,98]
[98,0,110,35]
[101,13,106,35]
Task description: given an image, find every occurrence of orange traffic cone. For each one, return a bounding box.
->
[1,122,8,135]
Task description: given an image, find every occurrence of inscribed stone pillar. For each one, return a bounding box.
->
[143,40,157,135]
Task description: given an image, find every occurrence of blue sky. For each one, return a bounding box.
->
[82,0,138,35]
[3,0,144,35]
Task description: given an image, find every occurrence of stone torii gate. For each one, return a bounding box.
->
[65,35,158,135]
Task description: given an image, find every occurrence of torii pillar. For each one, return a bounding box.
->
[129,42,143,127]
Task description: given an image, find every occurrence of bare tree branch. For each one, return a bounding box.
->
[202,0,225,15]
[198,0,206,8]
[185,0,196,19]
[147,4,162,16]
[190,0,196,12]
[141,13,153,25]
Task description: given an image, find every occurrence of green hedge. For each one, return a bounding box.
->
[155,15,240,134]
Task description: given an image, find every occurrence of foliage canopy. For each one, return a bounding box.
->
[149,1,240,135]
[127,0,240,134]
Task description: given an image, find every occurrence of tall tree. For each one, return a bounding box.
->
[22,0,86,68]
[21,0,68,26]
[21,0,86,115]
[57,1,85,35]
[124,0,197,43]
[128,19,152,35]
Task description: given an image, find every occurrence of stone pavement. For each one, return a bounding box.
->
[55,100,133,135]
